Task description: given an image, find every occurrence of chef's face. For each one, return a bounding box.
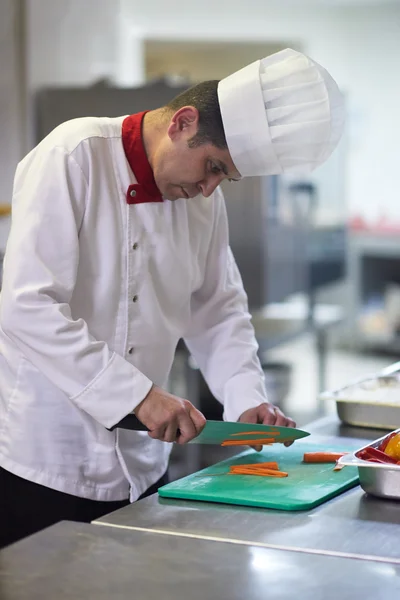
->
[153,107,241,200]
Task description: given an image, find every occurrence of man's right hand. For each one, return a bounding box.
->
[134,385,206,444]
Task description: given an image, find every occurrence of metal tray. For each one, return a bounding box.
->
[320,361,400,429]
[335,400,400,430]
[338,430,400,500]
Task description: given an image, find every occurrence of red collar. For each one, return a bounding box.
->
[122,111,163,205]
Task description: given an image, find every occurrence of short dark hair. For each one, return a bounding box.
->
[166,80,227,150]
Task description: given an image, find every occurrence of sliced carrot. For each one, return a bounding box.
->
[221,438,277,446]
[229,431,280,437]
[303,452,348,463]
[234,471,285,477]
[195,460,288,478]
[195,470,287,477]
[231,464,280,473]
[333,463,345,472]
[231,467,288,478]
[237,461,279,470]
[230,467,276,473]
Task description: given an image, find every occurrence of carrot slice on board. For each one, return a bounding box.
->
[195,460,287,477]
[231,467,288,478]
[303,452,348,463]
[237,462,279,470]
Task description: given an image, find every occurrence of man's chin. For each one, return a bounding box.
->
[163,187,187,201]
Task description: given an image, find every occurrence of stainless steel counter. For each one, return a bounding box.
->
[94,416,400,564]
[1,521,400,600]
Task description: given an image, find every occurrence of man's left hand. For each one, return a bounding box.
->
[238,403,296,451]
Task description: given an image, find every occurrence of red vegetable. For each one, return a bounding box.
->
[357,446,398,464]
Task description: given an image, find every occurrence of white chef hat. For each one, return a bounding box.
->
[217,48,345,177]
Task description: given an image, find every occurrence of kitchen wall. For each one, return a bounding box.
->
[2,0,400,247]
[0,0,26,248]
[26,0,117,89]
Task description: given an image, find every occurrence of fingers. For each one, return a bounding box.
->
[272,406,289,427]
[257,403,277,425]
[149,410,197,444]
[163,421,180,443]
[187,403,207,435]
[284,416,297,446]
[239,404,296,449]
[175,409,197,444]
[258,405,296,429]
[265,407,296,445]
[136,385,206,444]
[173,403,206,444]
[148,424,167,441]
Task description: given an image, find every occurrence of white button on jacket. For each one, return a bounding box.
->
[0,116,268,502]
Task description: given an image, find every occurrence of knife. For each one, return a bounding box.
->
[108,414,310,444]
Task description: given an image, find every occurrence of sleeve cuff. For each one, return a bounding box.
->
[71,352,154,428]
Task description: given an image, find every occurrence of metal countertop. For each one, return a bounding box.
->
[1,521,399,600]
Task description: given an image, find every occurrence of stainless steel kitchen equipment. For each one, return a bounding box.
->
[339,429,400,500]
[321,361,400,429]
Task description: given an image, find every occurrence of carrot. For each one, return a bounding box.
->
[221,438,277,446]
[230,466,275,473]
[231,467,288,478]
[195,460,288,478]
[303,452,348,463]
[229,431,280,437]
[333,463,345,472]
[237,461,279,470]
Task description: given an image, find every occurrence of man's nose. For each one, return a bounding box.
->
[198,174,223,198]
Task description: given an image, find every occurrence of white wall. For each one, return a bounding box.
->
[26,0,118,89]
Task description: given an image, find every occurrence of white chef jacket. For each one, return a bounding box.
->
[0,112,268,502]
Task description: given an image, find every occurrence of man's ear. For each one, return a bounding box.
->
[168,106,199,140]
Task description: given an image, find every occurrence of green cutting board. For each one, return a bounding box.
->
[159,439,361,511]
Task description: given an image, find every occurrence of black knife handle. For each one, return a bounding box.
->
[108,414,149,432]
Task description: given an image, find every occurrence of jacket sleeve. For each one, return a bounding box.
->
[183,187,268,422]
[0,145,153,428]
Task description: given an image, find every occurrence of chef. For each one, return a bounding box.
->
[0,48,345,548]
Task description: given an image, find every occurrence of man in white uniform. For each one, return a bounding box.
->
[0,49,345,547]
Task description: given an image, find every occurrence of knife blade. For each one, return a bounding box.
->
[108,414,310,444]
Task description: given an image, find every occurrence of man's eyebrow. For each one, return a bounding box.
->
[215,159,241,181]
